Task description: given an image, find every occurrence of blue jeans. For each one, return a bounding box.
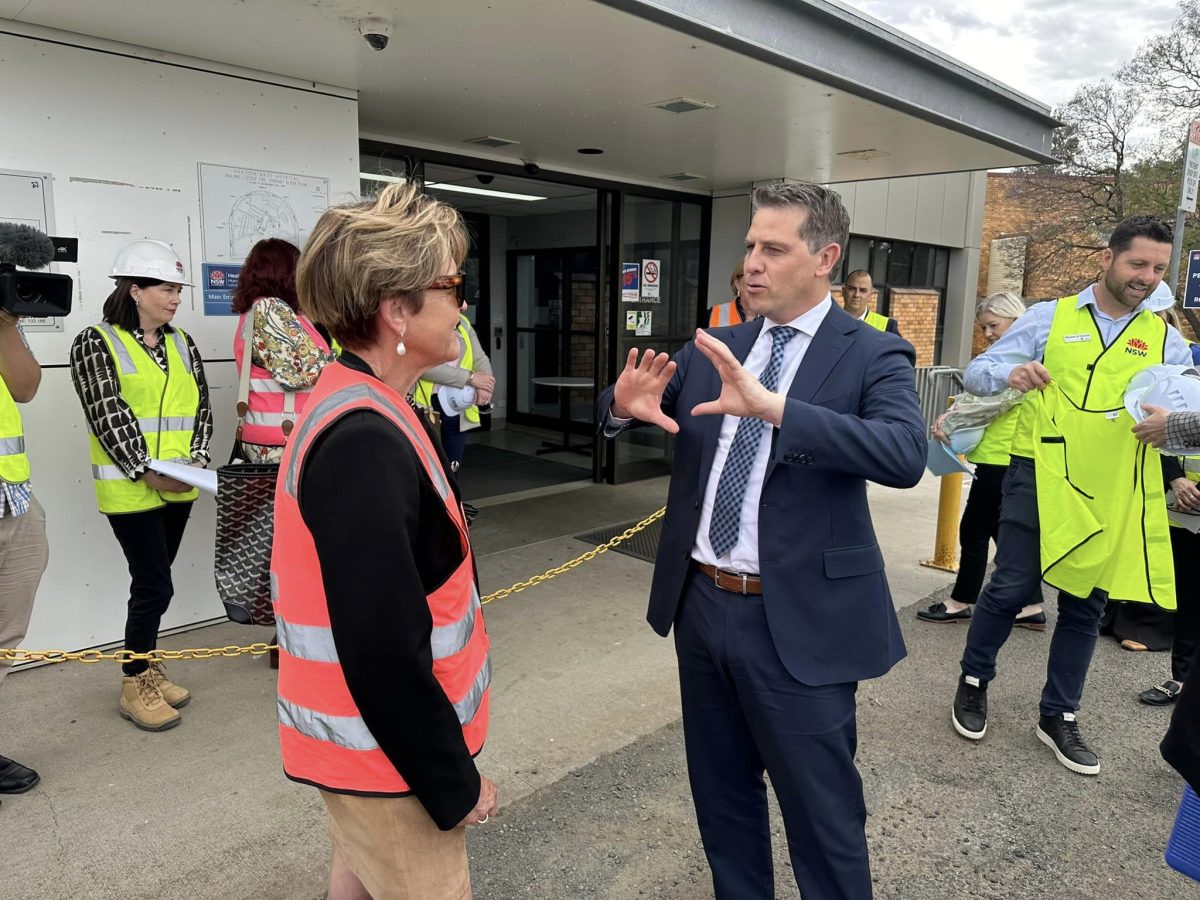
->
[960,457,1106,716]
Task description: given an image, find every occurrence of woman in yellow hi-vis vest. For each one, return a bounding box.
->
[411,295,494,470]
[951,216,1189,777]
[919,292,1044,628]
[68,240,212,733]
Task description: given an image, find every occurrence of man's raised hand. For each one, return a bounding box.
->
[612,348,679,434]
[690,329,785,427]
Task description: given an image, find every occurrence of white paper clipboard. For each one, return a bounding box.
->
[148,459,218,495]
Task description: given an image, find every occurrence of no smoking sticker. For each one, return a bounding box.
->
[641,259,660,301]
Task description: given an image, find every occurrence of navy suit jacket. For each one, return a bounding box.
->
[600,303,927,686]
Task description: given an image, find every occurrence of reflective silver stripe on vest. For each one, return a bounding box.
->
[95,323,137,374]
[0,437,25,456]
[249,378,286,394]
[137,416,196,433]
[270,571,279,603]
[276,583,477,666]
[245,410,290,426]
[91,463,127,481]
[277,696,379,751]
[169,330,192,374]
[430,584,481,660]
[276,616,340,664]
[284,382,449,500]
[454,654,492,726]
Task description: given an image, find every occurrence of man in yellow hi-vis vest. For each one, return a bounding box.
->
[840,270,901,335]
[951,216,1188,776]
[0,309,49,802]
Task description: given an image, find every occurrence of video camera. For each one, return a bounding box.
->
[0,223,74,318]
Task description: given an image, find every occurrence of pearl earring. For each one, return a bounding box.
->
[396,340,407,356]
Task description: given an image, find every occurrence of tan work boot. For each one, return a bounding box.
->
[119,670,181,731]
[148,662,191,709]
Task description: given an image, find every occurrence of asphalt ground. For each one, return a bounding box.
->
[467,584,1195,900]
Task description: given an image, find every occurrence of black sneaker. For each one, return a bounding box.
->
[952,674,988,740]
[1036,713,1099,776]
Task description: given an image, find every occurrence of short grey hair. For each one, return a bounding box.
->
[975,291,1027,321]
[751,182,850,256]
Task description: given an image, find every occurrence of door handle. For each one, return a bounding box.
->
[493,325,503,350]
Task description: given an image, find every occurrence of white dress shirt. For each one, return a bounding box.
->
[692,295,834,574]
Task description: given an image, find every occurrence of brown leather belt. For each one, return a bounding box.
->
[694,562,763,595]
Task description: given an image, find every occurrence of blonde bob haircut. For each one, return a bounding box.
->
[975,291,1027,322]
[297,182,468,350]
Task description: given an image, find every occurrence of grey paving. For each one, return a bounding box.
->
[1,472,1193,898]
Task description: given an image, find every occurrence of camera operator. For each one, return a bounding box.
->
[0,306,49,805]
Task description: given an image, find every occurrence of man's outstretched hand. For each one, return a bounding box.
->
[612,348,679,434]
[690,329,785,426]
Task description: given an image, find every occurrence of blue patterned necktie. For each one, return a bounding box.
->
[708,326,799,558]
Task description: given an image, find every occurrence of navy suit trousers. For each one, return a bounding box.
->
[674,569,871,900]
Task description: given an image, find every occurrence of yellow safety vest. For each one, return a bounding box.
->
[87,324,200,514]
[863,310,889,332]
[0,374,29,485]
[1168,457,1200,531]
[1019,297,1173,606]
[413,315,480,427]
[965,397,1024,467]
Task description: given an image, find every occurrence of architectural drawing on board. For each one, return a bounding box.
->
[198,163,329,264]
[227,190,301,259]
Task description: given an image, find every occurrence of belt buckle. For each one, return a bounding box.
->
[740,573,749,595]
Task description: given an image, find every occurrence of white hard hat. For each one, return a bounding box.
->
[948,426,985,456]
[1125,365,1195,421]
[110,240,192,286]
[1144,280,1177,313]
[437,384,477,416]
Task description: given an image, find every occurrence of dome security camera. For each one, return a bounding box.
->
[359,18,392,51]
[476,174,494,185]
[522,161,541,176]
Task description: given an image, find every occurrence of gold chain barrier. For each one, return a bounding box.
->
[0,506,667,665]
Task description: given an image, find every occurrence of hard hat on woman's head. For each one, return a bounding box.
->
[110,240,192,286]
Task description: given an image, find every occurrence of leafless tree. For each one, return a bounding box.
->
[1119,0,1200,119]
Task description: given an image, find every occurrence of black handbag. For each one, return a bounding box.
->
[214,456,280,625]
[213,310,296,626]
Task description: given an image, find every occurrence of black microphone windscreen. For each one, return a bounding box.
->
[0,223,56,270]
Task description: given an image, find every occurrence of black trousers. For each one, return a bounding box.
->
[1169,527,1200,682]
[952,462,1042,607]
[961,458,1107,715]
[107,502,193,676]
[674,570,870,900]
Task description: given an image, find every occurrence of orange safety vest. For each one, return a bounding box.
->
[234,300,333,447]
[708,300,745,327]
[272,362,491,794]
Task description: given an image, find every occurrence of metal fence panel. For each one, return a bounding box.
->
[914,366,964,428]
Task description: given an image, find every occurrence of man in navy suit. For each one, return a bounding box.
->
[599,182,926,899]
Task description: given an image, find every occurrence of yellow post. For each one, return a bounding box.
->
[921,471,963,572]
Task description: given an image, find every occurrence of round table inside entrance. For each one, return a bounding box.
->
[530,377,595,454]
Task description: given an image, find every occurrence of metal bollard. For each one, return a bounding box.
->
[921,470,964,572]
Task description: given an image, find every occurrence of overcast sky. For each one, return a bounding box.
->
[854,0,1182,107]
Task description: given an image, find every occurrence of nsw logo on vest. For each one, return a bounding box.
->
[1125,337,1150,358]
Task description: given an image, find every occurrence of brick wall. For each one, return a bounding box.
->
[890,288,941,366]
[979,173,1100,301]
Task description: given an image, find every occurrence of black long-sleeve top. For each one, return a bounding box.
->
[298,353,480,830]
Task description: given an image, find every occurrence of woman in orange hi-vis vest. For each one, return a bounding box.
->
[273,183,495,900]
[708,261,757,327]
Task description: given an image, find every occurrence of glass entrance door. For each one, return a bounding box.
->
[508,247,599,453]
[604,193,707,482]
